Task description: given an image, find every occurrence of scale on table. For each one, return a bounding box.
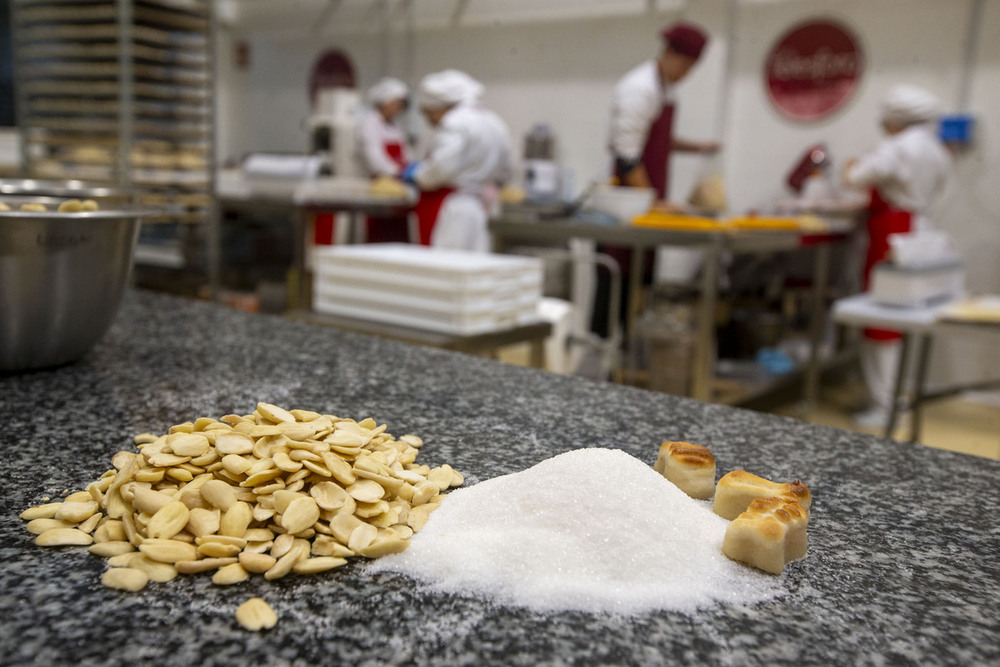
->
[870,230,965,307]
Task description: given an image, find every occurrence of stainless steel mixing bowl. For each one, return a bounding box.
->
[1,196,152,372]
[0,179,133,206]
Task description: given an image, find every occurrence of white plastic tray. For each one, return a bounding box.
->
[314,264,539,306]
[312,243,543,291]
[313,290,537,335]
[313,279,537,315]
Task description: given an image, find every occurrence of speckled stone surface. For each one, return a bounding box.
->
[1,290,997,666]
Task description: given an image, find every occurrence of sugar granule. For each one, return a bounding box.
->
[369,448,779,615]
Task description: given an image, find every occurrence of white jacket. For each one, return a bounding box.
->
[414,102,514,197]
[354,108,410,177]
[845,123,951,219]
[608,60,676,162]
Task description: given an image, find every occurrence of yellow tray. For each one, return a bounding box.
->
[727,216,802,230]
[632,212,724,231]
[727,215,830,232]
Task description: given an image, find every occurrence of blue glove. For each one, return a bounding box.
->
[401,162,420,185]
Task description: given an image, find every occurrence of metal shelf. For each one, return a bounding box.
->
[13,0,218,294]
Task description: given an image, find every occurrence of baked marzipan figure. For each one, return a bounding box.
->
[722,496,809,574]
[713,469,811,520]
[653,441,716,499]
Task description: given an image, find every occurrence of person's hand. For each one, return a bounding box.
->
[400,162,420,185]
[698,141,721,154]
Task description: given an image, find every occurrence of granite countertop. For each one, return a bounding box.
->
[1,290,997,666]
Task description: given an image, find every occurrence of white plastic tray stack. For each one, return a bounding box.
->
[312,244,543,335]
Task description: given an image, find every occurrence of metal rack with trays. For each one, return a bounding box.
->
[12,0,217,294]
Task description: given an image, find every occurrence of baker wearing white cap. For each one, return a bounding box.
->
[355,77,411,179]
[401,69,514,252]
[352,77,412,243]
[844,83,952,429]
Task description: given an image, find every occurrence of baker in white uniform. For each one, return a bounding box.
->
[843,84,952,429]
[354,77,412,243]
[609,21,718,204]
[355,77,411,179]
[596,23,719,337]
[402,70,514,252]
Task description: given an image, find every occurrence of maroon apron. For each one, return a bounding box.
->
[863,188,913,341]
[607,103,676,278]
[639,102,675,200]
[613,103,675,199]
[594,104,676,336]
[365,141,411,243]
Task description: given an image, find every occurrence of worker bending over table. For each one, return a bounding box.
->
[595,22,720,337]
[402,70,515,252]
[609,21,720,206]
[354,77,413,243]
[843,84,952,429]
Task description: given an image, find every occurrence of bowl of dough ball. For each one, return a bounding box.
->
[0,182,154,372]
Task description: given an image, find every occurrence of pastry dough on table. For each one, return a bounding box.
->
[652,441,716,499]
[713,469,811,520]
[369,176,410,199]
[722,496,809,574]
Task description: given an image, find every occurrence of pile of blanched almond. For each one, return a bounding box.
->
[20,403,464,594]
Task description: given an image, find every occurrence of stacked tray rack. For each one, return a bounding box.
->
[13,0,216,287]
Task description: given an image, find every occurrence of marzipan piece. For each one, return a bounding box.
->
[653,441,716,500]
[713,469,811,520]
[722,496,809,574]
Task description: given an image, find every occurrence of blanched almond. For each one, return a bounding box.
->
[200,479,238,510]
[89,541,135,558]
[20,503,63,521]
[35,528,94,547]
[138,538,198,563]
[280,497,320,534]
[235,597,277,631]
[146,501,190,539]
[102,568,148,592]
[238,551,276,573]
[212,563,249,585]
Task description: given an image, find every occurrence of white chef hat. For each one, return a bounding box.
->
[418,69,484,109]
[880,84,941,126]
[368,77,409,106]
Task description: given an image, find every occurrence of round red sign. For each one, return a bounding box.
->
[765,19,863,122]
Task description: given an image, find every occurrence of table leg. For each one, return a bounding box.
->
[351,211,365,244]
[529,340,546,369]
[885,333,911,438]
[691,239,720,402]
[294,209,309,311]
[804,243,832,406]
[626,244,646,342]
[911,334,933,443]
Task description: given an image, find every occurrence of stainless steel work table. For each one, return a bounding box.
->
[490,216,850,403]
[217,186,413,309]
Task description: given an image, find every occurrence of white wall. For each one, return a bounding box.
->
[220,0,1000,387]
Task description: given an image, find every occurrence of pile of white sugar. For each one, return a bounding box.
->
[369,448,779,615]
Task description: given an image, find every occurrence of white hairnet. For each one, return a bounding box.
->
[419,70,484,109]
[368,77,408,106]
[881,84,940,126]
